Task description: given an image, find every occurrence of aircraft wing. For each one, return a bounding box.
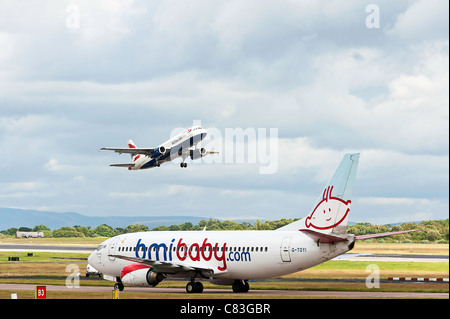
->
[108,254,216,278]
[100,147,155,156]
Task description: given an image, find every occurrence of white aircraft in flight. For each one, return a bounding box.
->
[88,153,415,293]
[100,126,218,169]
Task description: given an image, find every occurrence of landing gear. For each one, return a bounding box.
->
[180,162,187,168]
[114,282,124,291]
[232,280,249,293]
[186,280,203,293]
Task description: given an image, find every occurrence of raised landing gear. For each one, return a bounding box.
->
[186,280,203,293]
[180,162,187,168]
[232,280,250,293]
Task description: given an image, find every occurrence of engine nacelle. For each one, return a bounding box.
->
[190,148,207,160]
[120,264,165,287]
[151,146,167,158]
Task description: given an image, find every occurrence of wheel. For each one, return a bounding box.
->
[232,281,240,293]
[232,280,249,293]
[242,281,250,292]
[186,282,195,293]
[186,281,203,293]
[114,282,124,291]
[195,281,204,293]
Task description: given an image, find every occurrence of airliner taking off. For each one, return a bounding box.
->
[100,126,218,169]
[88,153,415,293]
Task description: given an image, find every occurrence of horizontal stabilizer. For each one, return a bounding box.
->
[300,229,349,243]
[355,229,417,240]
[110,163,135,168]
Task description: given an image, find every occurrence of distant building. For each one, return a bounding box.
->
[16,231,44,238]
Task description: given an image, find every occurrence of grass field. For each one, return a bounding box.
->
[0,240,448,299]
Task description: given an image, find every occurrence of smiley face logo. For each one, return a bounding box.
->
[304,186,351,231]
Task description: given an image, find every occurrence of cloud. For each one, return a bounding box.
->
[359,197,435,206]
[44,158,76,172]
[0,0,448,224]
[387,0,449,42]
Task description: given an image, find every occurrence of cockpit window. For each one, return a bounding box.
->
[96,245,103,251]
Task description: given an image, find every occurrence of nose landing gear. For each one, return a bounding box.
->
[114,282,124,291]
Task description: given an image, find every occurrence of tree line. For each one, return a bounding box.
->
[1,218,448,243]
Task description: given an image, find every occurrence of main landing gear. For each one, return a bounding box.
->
[186,280,203,293]
[232,280,250,293]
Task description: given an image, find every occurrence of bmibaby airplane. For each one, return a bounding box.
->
[88,153,415,293]
[100,125,217,169]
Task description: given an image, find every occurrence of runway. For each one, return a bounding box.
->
[0,244,96,254]
[0,283,448,299]
[1,244,447,299]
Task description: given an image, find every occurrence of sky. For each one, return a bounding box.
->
[0,0,448,225]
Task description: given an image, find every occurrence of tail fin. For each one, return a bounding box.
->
[278,153,359,234]
[127,139,139,161]
[128,139,137,149]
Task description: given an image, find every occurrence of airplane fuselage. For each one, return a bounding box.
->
[88,230,354,285]
[90,153,363,293]
[132,126,207,169]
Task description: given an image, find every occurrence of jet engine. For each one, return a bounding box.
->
[120,264,165,287]
[190,148,207,160]
[151,146,167,158]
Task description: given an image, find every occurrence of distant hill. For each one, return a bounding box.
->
[0,207,422,232]
[0,207,207,231]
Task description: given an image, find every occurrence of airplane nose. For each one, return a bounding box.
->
[88,250,100,268]
[88,252,95,266]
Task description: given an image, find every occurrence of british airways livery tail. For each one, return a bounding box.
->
[88,153,416,293]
